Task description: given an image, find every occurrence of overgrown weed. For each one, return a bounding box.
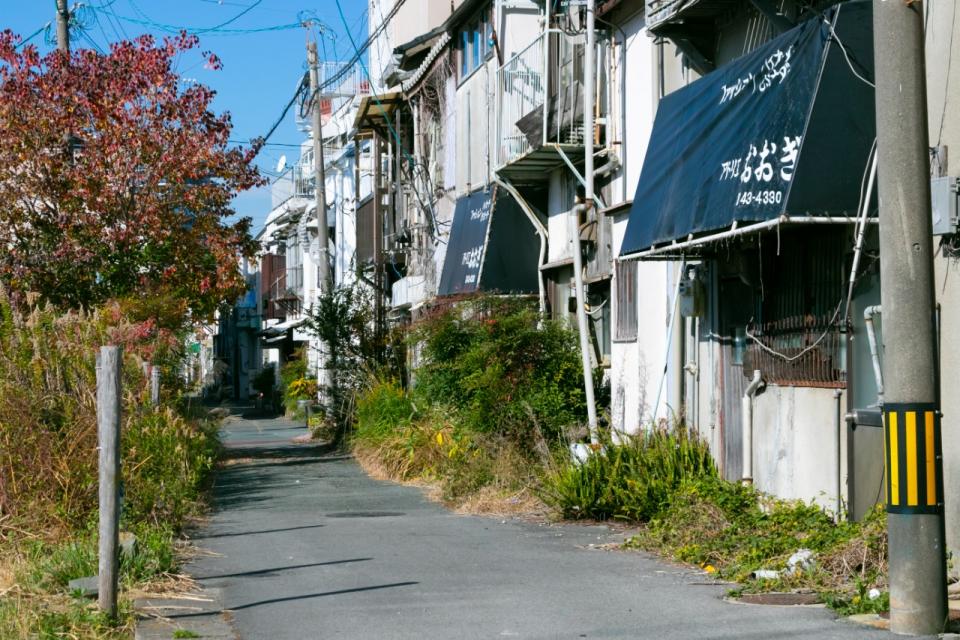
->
[0,294,222,636]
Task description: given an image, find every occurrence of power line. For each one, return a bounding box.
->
[14,23,50,49]
[93,2,304,36]
[249,73,309,149]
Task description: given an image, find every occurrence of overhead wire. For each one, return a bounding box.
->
[332,0,439,237]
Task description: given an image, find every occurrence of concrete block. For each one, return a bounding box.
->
[67,576,98,598]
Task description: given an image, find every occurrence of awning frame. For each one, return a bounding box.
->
[619,215,878,262]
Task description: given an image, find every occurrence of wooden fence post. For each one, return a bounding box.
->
[96,346,122,618]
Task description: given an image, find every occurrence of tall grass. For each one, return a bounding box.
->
[0,293,221,636]
[542,427,717,521]
[0,295,217,538]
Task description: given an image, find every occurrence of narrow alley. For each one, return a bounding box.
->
[157,413,889,640]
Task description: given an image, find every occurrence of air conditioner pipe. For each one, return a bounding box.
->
[741,369,764,484]
[594,155,621,179]
[863,305,884,406]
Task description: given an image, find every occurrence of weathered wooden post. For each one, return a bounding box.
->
[96,346,122,618]
[150,365,160,406]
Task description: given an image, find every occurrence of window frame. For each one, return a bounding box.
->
[457,4,495,84]
[613,259,638,342]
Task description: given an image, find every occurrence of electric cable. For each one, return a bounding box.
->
[14,23,50,49]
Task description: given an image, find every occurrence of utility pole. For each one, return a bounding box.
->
[572,0,599,444]
[307,41,333,407]
[873,0,948,634]
[55,0,70,53]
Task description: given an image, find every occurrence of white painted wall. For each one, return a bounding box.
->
[752,386,847,513]
[455,4,539,194]
[610,213,671,435]
[607,13,672,435]
[546,169,574,263]
[926,2,960,566]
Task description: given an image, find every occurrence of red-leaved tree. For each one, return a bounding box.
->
[0,31,263,324]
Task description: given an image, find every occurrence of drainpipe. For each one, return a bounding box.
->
[575,0,599,444]
[863,305,884,406]
[573,203,599,443]
[494,177,548,316]
[834,388,843,521]
[741,369,763,484]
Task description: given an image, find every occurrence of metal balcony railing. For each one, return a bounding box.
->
[291,145,344,199]
[497,29,587,168]
[316,62,372,98]
[645,0,692,29]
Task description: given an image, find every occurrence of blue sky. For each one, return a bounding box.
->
[1,0,368,231]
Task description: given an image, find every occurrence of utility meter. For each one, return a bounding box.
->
[679,268,705,318]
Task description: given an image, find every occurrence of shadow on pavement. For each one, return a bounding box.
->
[166,582,420,619]
[195,558,373,581]
[191,522,329,540]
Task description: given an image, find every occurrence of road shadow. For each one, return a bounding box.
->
[191,522,329,540]
[195,557,373,581]
[167,582,420,618]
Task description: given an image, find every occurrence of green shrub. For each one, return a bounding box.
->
[542,426,717,521]
[280,348,315,416]
[412,298,586,445]
[354,378,418,443]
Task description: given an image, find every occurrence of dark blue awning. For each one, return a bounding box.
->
[438,185,539,296]
[620,1,875,259]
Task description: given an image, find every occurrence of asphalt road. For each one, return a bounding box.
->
[181,412,889,640]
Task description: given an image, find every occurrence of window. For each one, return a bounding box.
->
[458,6,493,80]
[614,260,638,341]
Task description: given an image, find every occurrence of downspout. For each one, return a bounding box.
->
[542,0,550,149]
[741,369,764,484]
[863,305,884,406]
[494,177,548,316]
[834,388,843,521]
[573,202,599,443]
[576,0,599,444]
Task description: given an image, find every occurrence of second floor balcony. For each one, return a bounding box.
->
[496,29,603,186]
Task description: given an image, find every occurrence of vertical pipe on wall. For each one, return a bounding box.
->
[573,0,599,443]
[834,388,843,521]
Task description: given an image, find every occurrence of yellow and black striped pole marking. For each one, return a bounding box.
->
[884,403,943,514]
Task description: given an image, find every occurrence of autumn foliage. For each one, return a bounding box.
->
[0,31,263,322]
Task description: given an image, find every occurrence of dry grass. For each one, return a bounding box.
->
[453,486,546,517]
[352,443,546,517]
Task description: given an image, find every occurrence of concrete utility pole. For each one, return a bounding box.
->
[307,41,333,407]
[572,0,599,444]
[55,0,70,53]
[873,1,948,634]
[96,346,122,619]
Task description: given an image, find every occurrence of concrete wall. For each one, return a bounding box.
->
[455,62,495,192]
[752,386,847,514]
[455,5,539,194]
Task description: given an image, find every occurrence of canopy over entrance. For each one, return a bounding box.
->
[619,1,875,260]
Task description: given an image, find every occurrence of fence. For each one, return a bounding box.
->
[743,312,845,388]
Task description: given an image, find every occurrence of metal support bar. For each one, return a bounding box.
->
[747,0,796,33]
[620,216,878,261]
[555,145,606,210]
